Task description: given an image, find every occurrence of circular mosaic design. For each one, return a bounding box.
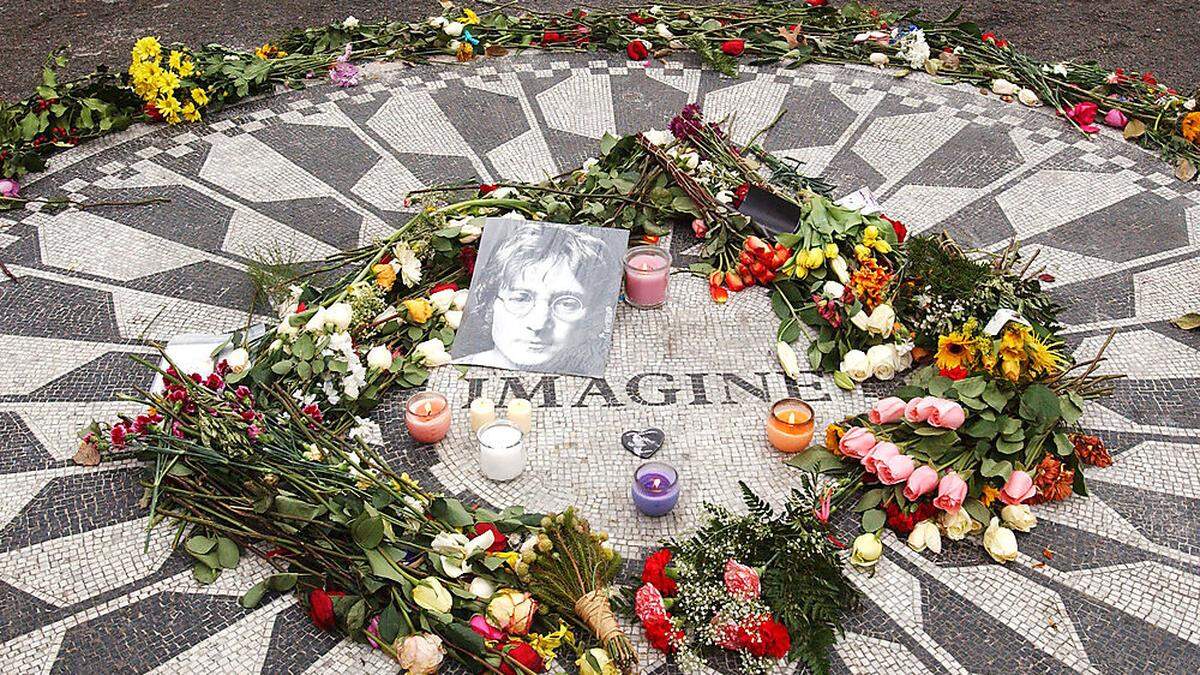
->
[0,51,1199,674]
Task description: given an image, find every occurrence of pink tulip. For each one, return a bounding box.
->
[905,397,939,423]
[999,470,1037,505]
[839,427,877,459]
[903,466,939,500]
[691,218,708,238]
[927,399,966,430]
[1103,108,1129,129]
[933,472,968,512]
[869,397,907,425]
[877,454,916,485]
[862,441,899,474]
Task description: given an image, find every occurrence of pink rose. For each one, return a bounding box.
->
[869,397,907,425]
[691,218,708,238]
[722,559,761,600]
[861,441,899,474]
[999,470,1036,505]
[0,178,19,198]
[903,466,939,500]
[839,427,877,459]
[877,454,916,485]
[1103,108,1129,129]
[469,614,505,641]
[904,397,939,423]
[927,399,966,430]
[933,472,968,512]
[1065,101,1100,133]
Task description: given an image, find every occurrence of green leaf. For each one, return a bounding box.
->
[956,377,986,398]
[783,447,846,473]
[429,497,474,527]
[1171,312,1200,331]
[216,537,240,569]
[365,547,408,583]
[240,581,267,608]
[833,371,855,390]
[272,495,326,521]
[193,562,220,584]
[962,498,992,527]
[352,515,385,550]
[377,603,402,644]
[980,458,1012,479]
[599,132,618,156]
[267,573,298,591]
[346,598,368,632]
[964,418,999,439]
[854,489,886,512]
[1059,395,1083,425]
[271,359,295,375]
[295,360,312,380]
[1019,384,1061,425]
[1053,432,1074,456]
[927,375,952,397]
[861,508,885,533]
[982,382,1010,411]
[1072,464,1089,497]
[185,535,217,555]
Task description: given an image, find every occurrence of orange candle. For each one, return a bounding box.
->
[405,392,451,444]
[766,398,814,453]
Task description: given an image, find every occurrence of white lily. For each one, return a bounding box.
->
[776,341,801,380]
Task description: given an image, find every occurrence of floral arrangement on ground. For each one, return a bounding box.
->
[2,0,1199,198]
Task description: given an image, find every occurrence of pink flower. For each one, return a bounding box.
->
[999,470,1037,505]
[877,454,916,485]
[869,397,907,425]
[1103,108,1129,129]
[933,472,968,512]
[1065,101,1100,133]
[723,559,761,600]
[469,614,505,641]
[109,423,128,449]
[329,45,360,87]
[903,466,939,500]
[813,488,832,524]
[247,424,262,440]
[0,178,19,198]
[838,427,877,459]
[691,218,708,238]
[365,615,381,649]
[862,441,899,474]
[634,583,669,623]
[927,399,966,430]
[904,397,938,423]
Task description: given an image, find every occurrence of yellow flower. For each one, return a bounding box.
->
[156,95,182,117]
[490,550,520,570]
[871,238,892,254]
[936,328,975,371]
[822,242,840,259]
[979,484,1001,507]
[456,42,475,62]
[168,50,184,71]
[181,102,201,122]
[404,298,434,324]
[175,58,195,78]
[255,43,287,60]
[372,263,397,290]
[527,623,574,660]
[132,36,162,63]
[863,225,880,241]
[854,243,872,260]
[457,8,481,24]
[190,87,209,107]
[1025,332,1062,375]
[803,248,824,269]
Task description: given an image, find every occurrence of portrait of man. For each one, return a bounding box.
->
[452,218,628,378]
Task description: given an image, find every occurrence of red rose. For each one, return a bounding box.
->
[641,548,677,595]
[642,615,683,653]
[460,246,478,275]
[939,366,968,381]
[626,40,650,61]
[1141,72,1157,85]
[805,0,828,6]
[882,215,907,242]
[884,501,938,535]
[473,522,508,552]
[429,282,460,294]
[307,588,344,631]
[981,31,1008,48]
[541,31,564,44]
[499,641,546,675]
[479,183,499,194]
[720,39,745,57]
[732,182,750,207]
[627,12,655,25]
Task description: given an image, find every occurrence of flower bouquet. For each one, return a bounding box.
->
[633,482,858,675]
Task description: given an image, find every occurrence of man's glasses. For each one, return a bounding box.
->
[498,290,586,322]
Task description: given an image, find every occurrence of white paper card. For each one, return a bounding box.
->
[834,187,883,215]
[983,308,1032,336]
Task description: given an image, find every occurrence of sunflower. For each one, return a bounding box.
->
[936,329,975,371]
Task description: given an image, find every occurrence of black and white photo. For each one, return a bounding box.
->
[451,218,627,378]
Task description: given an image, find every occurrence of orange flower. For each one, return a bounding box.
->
[979,484,1001,507]
[825,424,845,453]
[372,263,396,291]
[1029,456,1074,504]
[1183,111,1200,145]
[848,257,892,310]
[1071,433,1113,468]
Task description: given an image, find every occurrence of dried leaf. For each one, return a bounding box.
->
[1175,157,1197,182]
[1171,312,1200,330]
[1122,118,1146,140]
[892,68,911,79]
[484,45,508,58]
[777,25,803,49]
[72,437,100,466]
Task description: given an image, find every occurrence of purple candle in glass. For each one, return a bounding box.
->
[631,461,680,517]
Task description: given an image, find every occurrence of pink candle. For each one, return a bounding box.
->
[404,392,451,444]
[623,245,671,308]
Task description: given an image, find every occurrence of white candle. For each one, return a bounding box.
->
[477,420,525,481]
[507,398,532,434]
[469,397,497,432]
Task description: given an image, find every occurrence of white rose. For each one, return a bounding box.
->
[1185,98,1196,111]
[715,190,734,204]
[849,310,870,331]
[452,289,469,311]
[865,304,896,337]
[428,16,448,28]
[869,52,889,67]
[224,347,250,373]
[342,15,360,30]
[983,517,1019,563]
[991,78,1019,95]
[823,280,845,298]
[829,256,851,283]
[907,519,942,553]
[304,307,328,333]
[366,345,393,371]
[429,289,455,314]
[866,343,898,381]
[444,310,463,330]
[1017,88,1041,107]
[642,129,672,146]
[1000,504,1037,533]
[278,316,299,338]
[326,302,354,331]
[415,338,452,367]
[459,221,482,243]
[776,341,801,380]
[840,349,871,382]
[655,23,674,39]
[444,21,464,37]
[678,151,700,170]
[895,341,914,370]
[469,576,496,600]
[939,509,978,541]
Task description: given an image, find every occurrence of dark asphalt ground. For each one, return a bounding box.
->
[2,1,1197,101]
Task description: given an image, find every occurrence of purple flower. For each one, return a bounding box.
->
[365,615,381,649]
[329,44,360,88]
[0,178,19,198]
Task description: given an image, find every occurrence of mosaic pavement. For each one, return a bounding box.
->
[1,51,1199,674]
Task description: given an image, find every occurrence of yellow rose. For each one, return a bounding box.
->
[372,263,397,291]
[412,578,453,613]
[404,298,434,324]
[849,532,882,568]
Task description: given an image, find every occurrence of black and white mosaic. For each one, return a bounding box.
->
[1,51,1198,673]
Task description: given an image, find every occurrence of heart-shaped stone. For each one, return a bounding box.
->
[621,427,665,459]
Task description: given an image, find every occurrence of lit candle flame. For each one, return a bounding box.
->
[786,411,796,425]
[422,401,432,416]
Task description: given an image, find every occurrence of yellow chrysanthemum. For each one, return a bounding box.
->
[132,36,162,63]
[190,87,209,107]
[181,102,201,123]
[175,58,195,78]
[1026,332,1062,375]
[168,50,184,71]
[372,263,396,290]
[936,329,975,371]
[458,8,481,24]
[156,95,182,117]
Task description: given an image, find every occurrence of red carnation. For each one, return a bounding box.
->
[307,588,344,631]
[939,366,968,381]
[760,618,791,659]
[885,501,936,535]
[805,0,828,6]
[642,615,683,653]
[641,548,677,595]
[473,522,508,552]
[626,40,650,61]
[981,31,1008,48]
[499,641,546,675]
[720,39,745,57]
[429,282,460,294]
[479,183,499,195]
[541,31,564,44]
